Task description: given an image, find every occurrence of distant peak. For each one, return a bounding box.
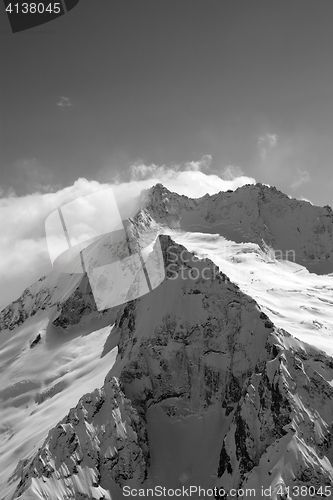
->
[150,183,171,194]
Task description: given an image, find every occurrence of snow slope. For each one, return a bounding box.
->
[0,272,120,500]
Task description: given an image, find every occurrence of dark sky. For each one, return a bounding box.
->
[1,0,333,204]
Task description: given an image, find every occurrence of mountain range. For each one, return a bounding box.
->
[1,183,333,500]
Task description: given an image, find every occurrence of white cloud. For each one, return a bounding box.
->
[0,159,256,310]
[57,96,72,107]
[128,156,255,197]
[130,154,212,181]
[258,133,278,160]
[291,169,310,189]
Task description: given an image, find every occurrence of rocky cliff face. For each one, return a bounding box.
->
[108,236,273,418]
[11,236,333,499]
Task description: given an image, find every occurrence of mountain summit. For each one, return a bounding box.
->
[142,183,333,274]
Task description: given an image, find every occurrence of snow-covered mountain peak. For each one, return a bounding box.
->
[144,183,333,274]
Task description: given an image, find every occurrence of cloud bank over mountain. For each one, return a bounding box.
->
[0,159,256,310]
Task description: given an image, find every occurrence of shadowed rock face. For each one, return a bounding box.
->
[109,236,273,418]
[51,277,100,329]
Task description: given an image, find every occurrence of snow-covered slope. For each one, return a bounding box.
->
[1,183,333,499]
[0,271,120,500]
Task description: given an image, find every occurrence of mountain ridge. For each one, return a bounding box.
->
[141,182,333,274]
